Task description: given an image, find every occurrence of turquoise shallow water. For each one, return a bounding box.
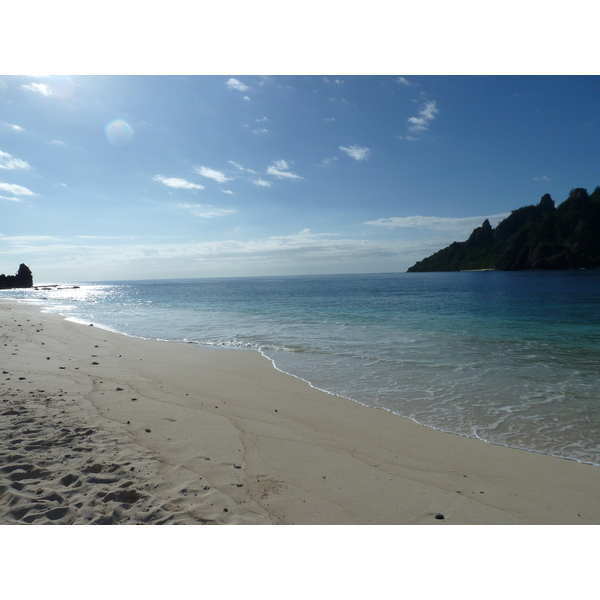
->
[5,270,600,465]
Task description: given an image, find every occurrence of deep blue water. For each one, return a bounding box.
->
[4,270,600,464]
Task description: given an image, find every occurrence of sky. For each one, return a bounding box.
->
[1,0,599,284]
[1,74,599,282]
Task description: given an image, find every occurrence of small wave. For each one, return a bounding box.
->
[187,338,299,353]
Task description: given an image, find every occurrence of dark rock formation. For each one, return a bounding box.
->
[0,264,33,289]
[407,186,600,272]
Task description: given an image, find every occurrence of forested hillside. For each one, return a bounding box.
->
[407,187,600,272]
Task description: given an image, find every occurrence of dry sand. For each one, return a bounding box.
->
[2,298,600,525]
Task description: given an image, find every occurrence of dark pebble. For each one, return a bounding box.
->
[434,513,445,520]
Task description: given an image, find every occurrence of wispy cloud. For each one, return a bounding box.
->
[339,145,371,161]
[229,161,257,174]
[1,230,487,279]
[153,175,205,190]
[364,213,510,231]
[407,100,439,133]
[0,194,26,203]
[534,175,549,181]
[194,166,231,183]
[319,157,338,167]
[226,78,250,92]
[252,128,269,134]
[222,190,234,195]
[253,178,272,187]
[266,160,303,180]
[397,77,412,86]
[2,123,24,132]
[177,203,236,219]
[22,82,52,96]
[0,235,57,242]
[76,236,122,239]
[0,182,35,196]
[0,150,31,170]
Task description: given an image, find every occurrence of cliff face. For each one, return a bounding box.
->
[0,264,33,289]
[407,187,600,272]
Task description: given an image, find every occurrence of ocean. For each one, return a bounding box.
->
[4,270,600,465]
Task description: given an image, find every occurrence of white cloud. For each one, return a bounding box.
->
[0,151,31,170]
[222,190,234,194]
[153,175,205,190]
[534,175,549,181]
[226,78,250,92]
[0,194,25,203]
[397,77,412,86]
[194,166,231,183]
[0,182,35,196]
[253,178,272,187]
[407,100,439,133]
[21,82,52,96]
[243,96,250,101]
[177,203,236,219]
[2,123,24,132]
[339,145,371,161]
[364,213,510,231]
[266,160,303,180]
[252,128,269,134]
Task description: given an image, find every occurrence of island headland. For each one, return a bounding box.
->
[0,264,33,289]
[408,186,600,272]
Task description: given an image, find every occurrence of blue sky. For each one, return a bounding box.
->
[1,72,599,282]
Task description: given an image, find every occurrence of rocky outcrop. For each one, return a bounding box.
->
[407,187,600,272]
[0,264,33,289]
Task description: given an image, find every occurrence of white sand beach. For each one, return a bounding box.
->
[2,298,600,525]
